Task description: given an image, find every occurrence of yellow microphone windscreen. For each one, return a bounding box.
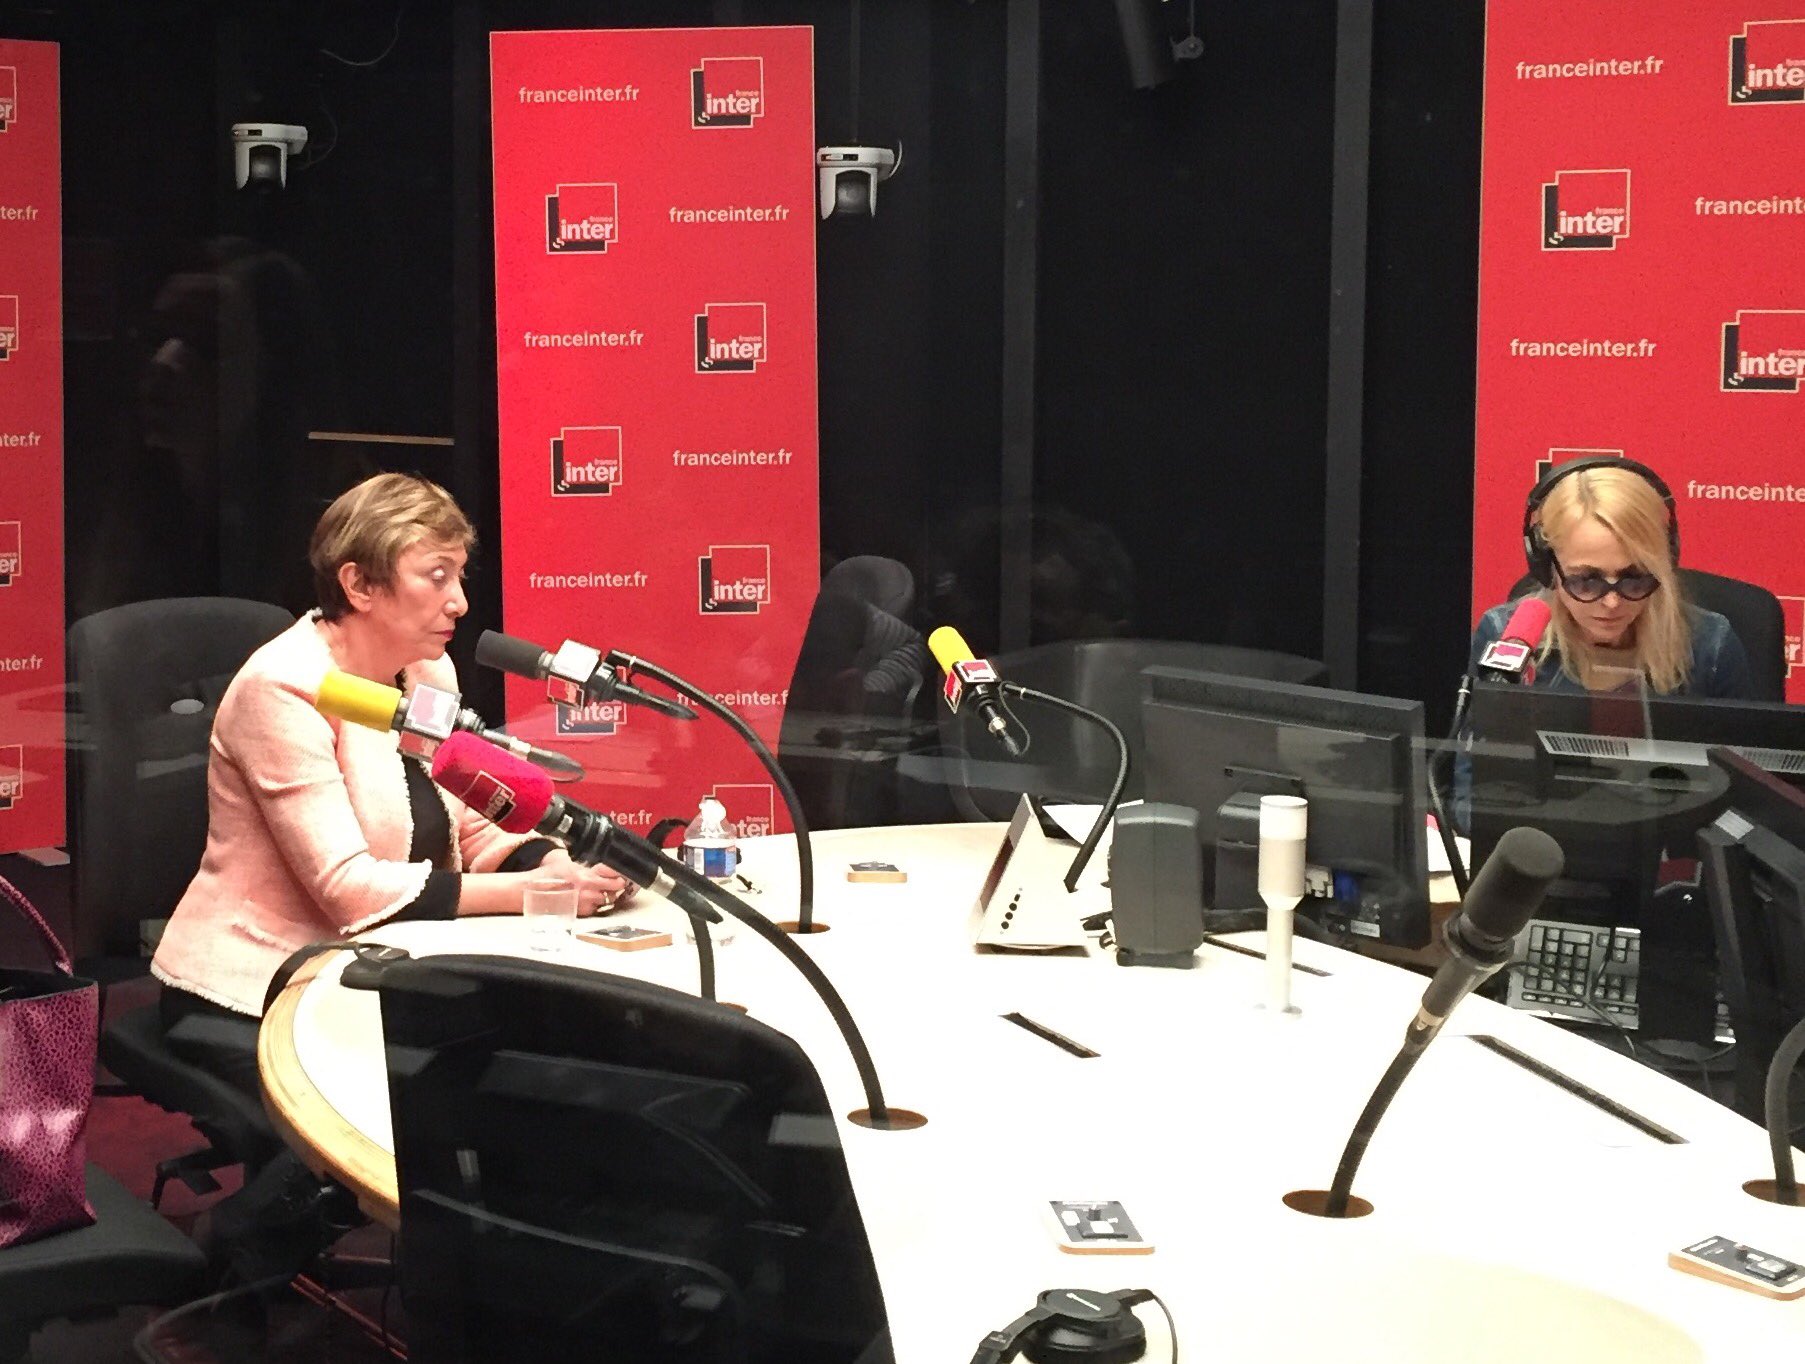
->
[314,670,404,733]
[927,626,974,676]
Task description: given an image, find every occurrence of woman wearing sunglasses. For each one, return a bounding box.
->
[1470,460,1752,698]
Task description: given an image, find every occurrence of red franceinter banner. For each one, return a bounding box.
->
[1474,3,1805,700]
[0,40,64,853]
[490,27,817,836]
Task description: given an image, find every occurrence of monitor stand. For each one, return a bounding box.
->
[1211,775,1305,913]
[1638,875,1720,1044]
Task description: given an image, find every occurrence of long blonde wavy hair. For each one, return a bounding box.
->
[1533,466,1691,693]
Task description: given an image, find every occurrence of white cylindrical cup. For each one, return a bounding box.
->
[1258,796,1308,1015]
[522,874,578,953]
[1258,795,1308,907]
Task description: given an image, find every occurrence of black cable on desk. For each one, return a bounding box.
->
[1428,671,1475,898]
[1500,941,1639,1059]
[1503,954,1750,1109]
[1148,1290,1178,1364]
[1584,928,1639,1060]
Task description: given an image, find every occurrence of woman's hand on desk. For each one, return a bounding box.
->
[453,855,634,916]
[538,849,634,915]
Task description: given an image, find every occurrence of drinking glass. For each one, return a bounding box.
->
[522,874,578,952]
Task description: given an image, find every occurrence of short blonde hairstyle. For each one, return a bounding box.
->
[309,473,475,620]
[1533,466,1690,692]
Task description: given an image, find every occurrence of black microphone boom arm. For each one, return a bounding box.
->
[1001,682,1129,892]
[550,796,892,1125]
[1322,826,1561,1216]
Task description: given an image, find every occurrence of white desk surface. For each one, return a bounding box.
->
[264,822,1805,1363]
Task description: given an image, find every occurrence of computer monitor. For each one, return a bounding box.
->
[1140,667,1430,947]
[1698,747,1805,1122]
[1469,685,1805,788]
[1466,684,1805,905]
[1467,684,1805,1040]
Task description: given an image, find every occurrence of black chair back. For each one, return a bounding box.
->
[1681,570,1787,703]
[380,953,891,1364]
[778,586,931,830]
[67,597,291,961]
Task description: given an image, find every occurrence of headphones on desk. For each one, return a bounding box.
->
[969,1288,1156,1364]
[1521,455,1680,588]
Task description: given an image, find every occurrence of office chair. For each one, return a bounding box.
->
[939,637,1331,821]
[68,597,292,1201]
[778,584,931,830]
[378,953,892,1364]
[1675,571,1787,703]
[820,554,916,622]
[1507,569,1787,703]
[0,1165,208,1363]
[68,596,292,977]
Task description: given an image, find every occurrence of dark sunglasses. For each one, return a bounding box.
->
[1553,559,1661,603]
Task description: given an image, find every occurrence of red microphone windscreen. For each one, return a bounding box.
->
[1499,595,1552,647]
[429,731,555,834]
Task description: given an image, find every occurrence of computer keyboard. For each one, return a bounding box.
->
[1505,919,1734,1041]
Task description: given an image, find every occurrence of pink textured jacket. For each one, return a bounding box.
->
[151,614,535,1015]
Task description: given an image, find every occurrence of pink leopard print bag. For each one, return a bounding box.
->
[0,872,98,1246]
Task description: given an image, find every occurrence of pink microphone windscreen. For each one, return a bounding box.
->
[429,731,554,833]
[1500,595,1552,647]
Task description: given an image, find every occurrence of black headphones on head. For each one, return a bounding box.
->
[1521,455,1680,588]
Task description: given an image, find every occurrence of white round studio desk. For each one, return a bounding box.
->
[258,822,1805,1364]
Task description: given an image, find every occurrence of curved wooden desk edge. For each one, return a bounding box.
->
[258,951,402,1230]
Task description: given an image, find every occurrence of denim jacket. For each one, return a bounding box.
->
[1453,602,1754,831]
[1466,601,1753,700]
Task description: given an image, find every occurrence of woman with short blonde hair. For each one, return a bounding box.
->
[308,471,476,620]
[152,473,628,1095]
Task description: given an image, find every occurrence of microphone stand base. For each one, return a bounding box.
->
[775,919,832,936]
[847,1106,929,1132]
[1742,1178,1804,1207]
[1282,1189,1374,1219]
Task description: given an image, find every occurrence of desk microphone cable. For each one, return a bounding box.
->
[1428,671,1475,898]
[1146,1289,1178,1363]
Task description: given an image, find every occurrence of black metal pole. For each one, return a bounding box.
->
[1321,0,1375,689]
[998,0,1040,653]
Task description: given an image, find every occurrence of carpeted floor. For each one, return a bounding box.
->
[26,978,404,1364]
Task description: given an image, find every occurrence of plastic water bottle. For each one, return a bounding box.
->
[680,796,739,947]
[680,795,741,882]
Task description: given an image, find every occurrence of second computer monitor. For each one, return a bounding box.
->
[1466,683,1804,1041]
[1466,683,1805,895]
[1698,747,1805,1120]
[1140,667,1430,947]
